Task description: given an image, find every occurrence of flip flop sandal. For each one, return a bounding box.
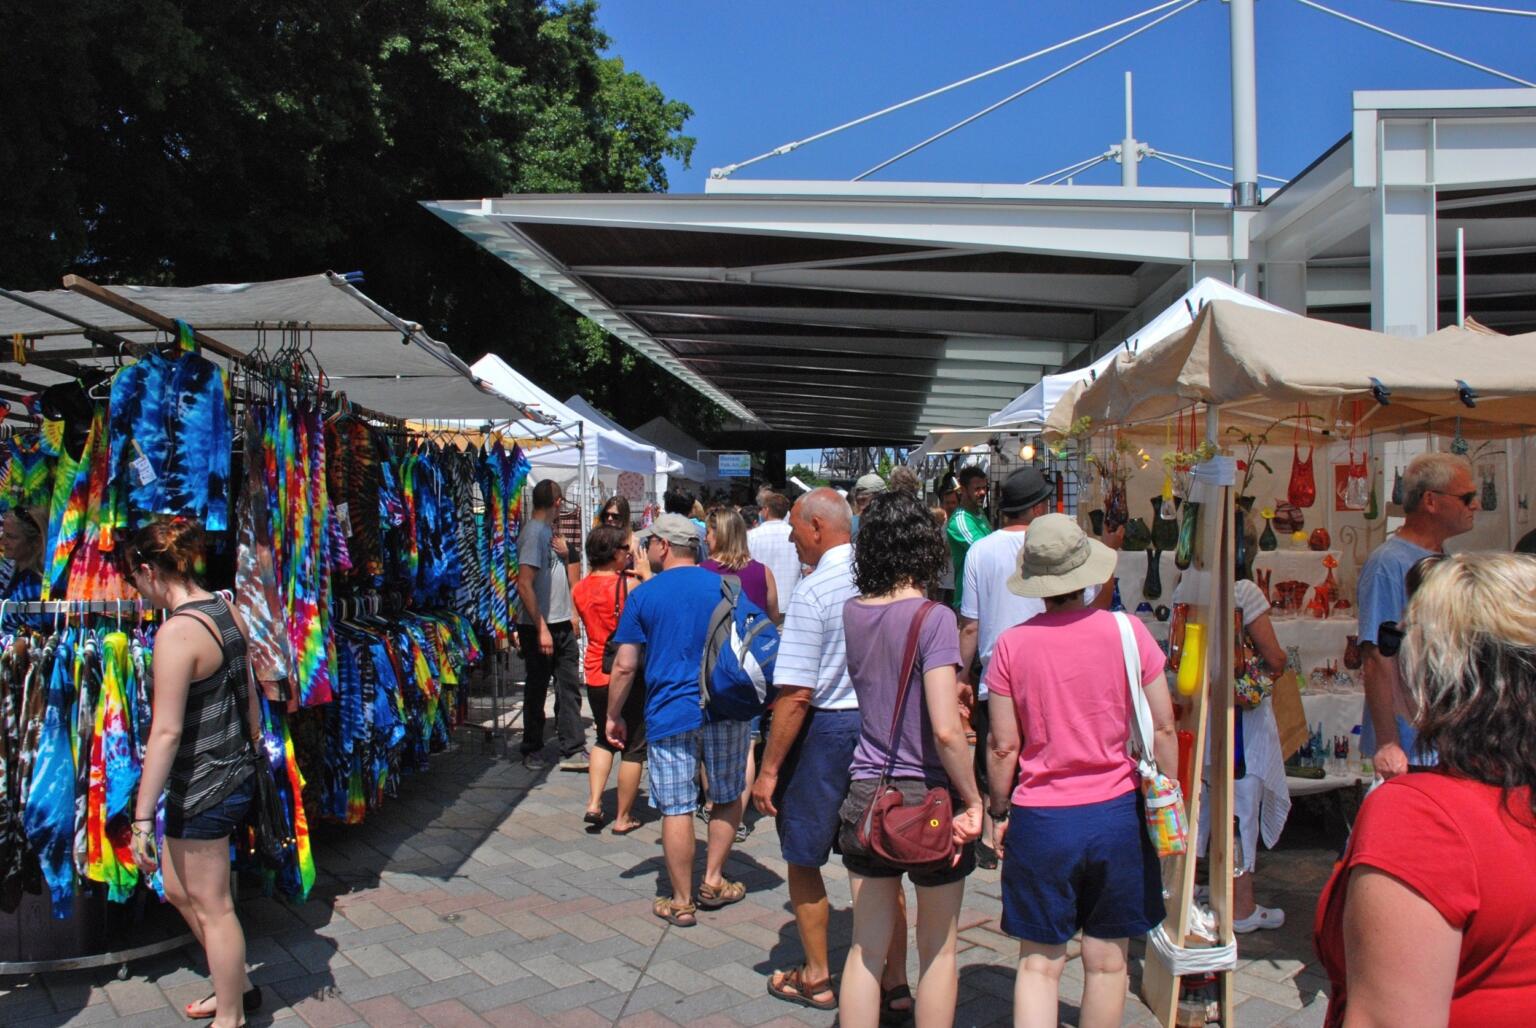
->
[696,878,746,909]
[583,811,606,829]
[185,986,262,1019]
[652,896,697,927]
[611,820,642,836]
[767,966,837,1011]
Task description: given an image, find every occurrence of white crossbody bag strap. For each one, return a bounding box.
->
[1113,611,1159,779]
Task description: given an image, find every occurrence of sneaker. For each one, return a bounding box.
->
[522,751,551,771]
[735,822,753,843]
[559,750,591,772]
[1233,905,1286,934]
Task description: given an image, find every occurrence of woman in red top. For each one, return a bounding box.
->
[571,525,645,834]
[1315,552,1536,1027]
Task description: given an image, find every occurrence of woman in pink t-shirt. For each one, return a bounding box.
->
[1315,552,1536,1027]
[983,514,1178,1028]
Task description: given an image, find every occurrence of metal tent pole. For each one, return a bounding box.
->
[1121,72,1140,188]
[1229,0,1260,208]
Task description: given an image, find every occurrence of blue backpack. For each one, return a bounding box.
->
[698,575,780,720]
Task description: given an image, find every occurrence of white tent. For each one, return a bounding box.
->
[988,278,1293,429]
[562,395,705,483]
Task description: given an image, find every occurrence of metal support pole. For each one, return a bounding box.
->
[1229,0,1260,208]
[1456,227,1467,327]
[1122,71,1139,188]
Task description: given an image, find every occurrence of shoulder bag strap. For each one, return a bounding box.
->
[613,570,629,618]
[876,600,938,790]
[1113,611,1159,778]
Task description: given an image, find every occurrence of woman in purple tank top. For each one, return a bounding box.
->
[701,508,781,621]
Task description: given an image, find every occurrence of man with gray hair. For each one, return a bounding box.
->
[1358,451,1478,778]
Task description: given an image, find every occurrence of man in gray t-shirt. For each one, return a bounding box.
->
[515,480,586,771]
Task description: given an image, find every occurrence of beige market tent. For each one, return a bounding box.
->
[1048,300,1536,437]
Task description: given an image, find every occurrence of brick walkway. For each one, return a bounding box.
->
[1,687,1341,1027]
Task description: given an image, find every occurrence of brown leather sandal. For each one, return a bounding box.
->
[696,878,746,909]
[651,896,697,927]
[767,965,836,1010]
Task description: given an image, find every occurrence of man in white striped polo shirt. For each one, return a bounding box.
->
[747,491,801,613]
[751,488,907,1012]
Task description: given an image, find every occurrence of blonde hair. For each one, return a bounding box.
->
[1403,552,1536,816]
[705,508,752,570]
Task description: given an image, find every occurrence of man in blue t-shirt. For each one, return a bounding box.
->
[607,513,750,926]
[1359,452,1477,778]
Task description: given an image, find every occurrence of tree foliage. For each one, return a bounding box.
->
[0,0,719,433]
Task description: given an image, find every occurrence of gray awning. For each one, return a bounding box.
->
[0,273,541,422]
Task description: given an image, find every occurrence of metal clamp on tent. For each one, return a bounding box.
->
[1370,377,1392,405]
[1457,379,1478,408]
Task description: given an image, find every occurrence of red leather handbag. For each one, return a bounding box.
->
[855,601,955,870]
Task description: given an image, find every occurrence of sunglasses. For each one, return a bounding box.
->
[1428,489,1478,507]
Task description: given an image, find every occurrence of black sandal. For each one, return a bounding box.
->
[185,986,262,1020]
[881,983,914,1024]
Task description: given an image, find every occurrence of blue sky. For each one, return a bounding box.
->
[593,1,1536,472]
[597,0,1534,191]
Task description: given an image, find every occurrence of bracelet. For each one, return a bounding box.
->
[988,810,1011,821]
[132,817,155,824]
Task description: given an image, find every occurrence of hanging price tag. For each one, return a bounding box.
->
[335,501,353,538]
[131,453,157,486]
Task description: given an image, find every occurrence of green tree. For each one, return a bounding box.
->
[787,463,827,488]
[0,0,720,434]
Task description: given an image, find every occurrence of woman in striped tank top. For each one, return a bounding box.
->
[126,518,264,1027]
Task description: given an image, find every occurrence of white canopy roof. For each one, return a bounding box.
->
[470,354,664,475]
[0,273,539,422]
[988,278,1293,429]
[561,395,701,480]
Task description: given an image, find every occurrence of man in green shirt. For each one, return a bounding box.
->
[946,465,992,611]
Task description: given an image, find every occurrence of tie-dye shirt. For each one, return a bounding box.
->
[106,349,231,539]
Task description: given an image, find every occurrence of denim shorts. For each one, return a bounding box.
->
[1000,790,1164,944]
[774,708,859,867]
[647,720,752,816]
[165,771,255,841]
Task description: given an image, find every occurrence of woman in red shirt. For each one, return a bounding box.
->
[571,525,645,834]
[1315,552,1536,1027]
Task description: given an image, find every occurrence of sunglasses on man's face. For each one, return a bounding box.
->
[1428,489,1478,507]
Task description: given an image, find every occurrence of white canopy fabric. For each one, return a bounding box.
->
[907,427,1019,465]
[470,355,663,476]
[1048,301,1536,435]
[0,274,539,422]
[989,278,1293,429]
[562,395,701,480]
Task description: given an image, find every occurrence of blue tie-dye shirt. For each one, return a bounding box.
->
[106,350,231,536]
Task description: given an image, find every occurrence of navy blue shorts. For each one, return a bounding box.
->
[774,708,860,867]
[1000,791,1164,944]
[165,772,255,841]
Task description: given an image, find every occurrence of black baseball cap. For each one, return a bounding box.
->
[999,467,1052,514]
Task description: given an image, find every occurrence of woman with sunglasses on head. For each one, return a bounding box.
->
[125,517,263,1027]
[1316,552,1536,1027]
[597,495,650,582]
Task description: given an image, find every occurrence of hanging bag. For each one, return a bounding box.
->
[1113,612,1187,857]
[600,571,630,674]
[1232,609,1276,710]
[1288,406,1317,509]
[228,642,293,871]
[855,601,955,870]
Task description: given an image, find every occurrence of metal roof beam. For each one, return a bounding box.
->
[626,305,1096,339]
[572,266,1139,309]
[659,332,1071,365]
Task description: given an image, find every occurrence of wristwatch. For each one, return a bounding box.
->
[989,808,1011,821]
